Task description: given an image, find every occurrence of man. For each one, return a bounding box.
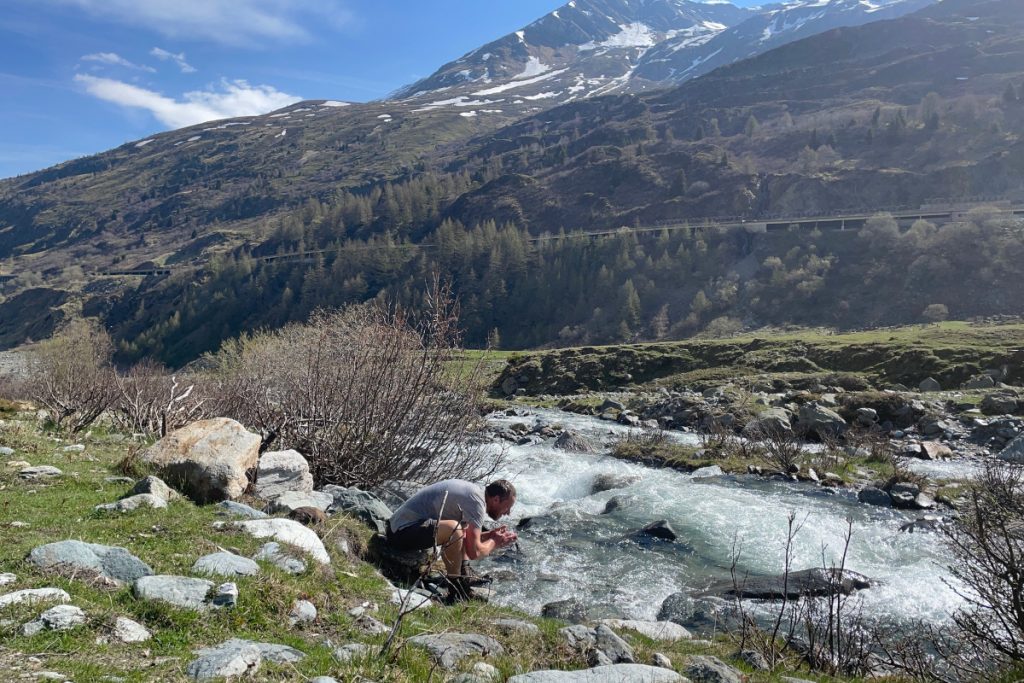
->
[385,479,518,601]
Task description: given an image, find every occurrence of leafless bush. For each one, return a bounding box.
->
[698,416,741,457]
[111,359,208,437]
[205,280,497,488]
[746,423,805,473]
[26,319,118,433]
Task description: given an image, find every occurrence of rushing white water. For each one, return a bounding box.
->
[478,408,967,625]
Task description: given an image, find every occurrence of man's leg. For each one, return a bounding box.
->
[432,519,465,576]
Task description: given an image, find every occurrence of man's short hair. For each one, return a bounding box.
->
[485,479,516,500]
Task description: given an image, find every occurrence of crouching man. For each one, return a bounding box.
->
[385,479,518,602]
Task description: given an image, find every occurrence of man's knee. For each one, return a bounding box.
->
[435,520,464,545]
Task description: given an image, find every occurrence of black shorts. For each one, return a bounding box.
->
[386,519,439,551]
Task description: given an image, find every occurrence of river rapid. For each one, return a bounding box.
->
[477,408,967,627]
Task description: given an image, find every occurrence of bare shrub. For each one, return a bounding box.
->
[26,319,118,433]
[747,423,804,473]
[205,282,497,488]
[111,359,207,437]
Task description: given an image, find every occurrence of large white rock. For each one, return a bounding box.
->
[0,588,70,608]
[508,664,683,682]
[254,450,313,500]
[598,619,691,642]
[112,616,152,643]
[224,519,330,564]
[266,490,333,514]
[139,418,261,503]
[133,575,214,610]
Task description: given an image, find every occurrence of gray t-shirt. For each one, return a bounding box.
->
[389,479,486,532]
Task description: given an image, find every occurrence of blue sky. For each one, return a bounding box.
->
[0,0,756,179]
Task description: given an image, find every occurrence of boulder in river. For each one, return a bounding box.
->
[700,567,871,600]
[858,487,892,508]
[591,472,640,494]
[631,520,678,543]
[554,430,595,453]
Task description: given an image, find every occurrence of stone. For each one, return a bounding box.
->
[322,485,393,533]
[139,418,261,503]
[334,643,371,662]
[0,573,16,585]
[553,430,596,453]
[192,552,260,577]
[796,403,846,438]
[963,375,996,390]
[855,408,878,426]
[0,446,13,456]
[225,518,331,564]
[633,520,677,542]
[19,465,62,480]
[920,442,953,460]
[133,575,214,610]
[736,649,769,671]
[594,623,635,663]
[742,408,792,437]
[919,377,941,392]
[23,605,87,634]
[690,466,723,478]
[541,598,588,623]
[560,624,596,650]
[407,633,505,669]
[254,450,313,500]
[592,472,640,493]
[127,475,178,502]
[29,540,153,585]
[588,649,613,667]
[508,664,683,682]
[686,655,744,683]
[289,599,317,626]
[390,587,433,614]
[651,653,673,669]
[0,587,70,608]
[211,582,238,609]
[494,618,540,635]
[267,490,334,514]
[982,393,1019,415]
[598,619,691,642]
[112,616,151,643]
[701,568,871,600]
[216,500,269,519]
[353,614,389,635]
[253,542,307,574]
[185,639,305,681]
[95,493,168,513]
[999,434,1024,464]
[857,486,892,507]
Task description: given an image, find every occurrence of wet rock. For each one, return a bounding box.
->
[267,490,334,514]
[701,568,871,600]
[690,465,723,478]
[591,472,640,493]
[216,500,268,519]
[220,518,330,564]
[0,587,70,608]
[19,465,62,480]
[554,430,596,453]
[601,496,625,514]
[857,487,892,507]
[542,598,589,624]
[254,450,313,500]
[193,552,259,577]
[253,542,307,574]
[632,520,678,542]
[321,485,392,533]
[111,616,151,643]
[598,619,690,642]
[95,493,167,513]
[185,639,305,681]
[508,664,683,682]
[28,540,153,585]
[140,418,261,503]
[127,476,178,502]
[407,633,505,669]
[289,599,317,626]
[899,515,945,533]
[686,655,744,683]
[133,575,214,610]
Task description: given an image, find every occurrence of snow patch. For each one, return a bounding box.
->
[524,91,560,101]
[320,100,350,107]
[377,114,393,119]
[187,135,201,142]
[515,30,526,43]
[135,139,154,148]
[579,22,656,52]
[460,111,478,118]
[473,68,568,96]
[275,129,287,138]
[514,56,551,80]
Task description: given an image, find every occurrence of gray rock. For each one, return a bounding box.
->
[105,476,135,484]
[133,575,213,610]
[267,490,334,514]
[254,450,313,501]
[554,430,596,453]
[253,542,307,574]
[963,375,996,390]
[736,649,769,670]
[216,500,268,519]
[690,466,723,479]
[211,582,238,609]
[542,598,589,623]
[780,678,816,683]
[140,418,261,503]
[598,619,690,642]
[651,653,673,669]
[797,403,846,438]
[560,624,596,650]
[633,520,677,542]
[225,518,330,564]
[29,540,153,585]
[452,662,501,683]
[23,604,87,634]
[983,393,1019,416]
[588,649,613,667]
[494,618,540,635]
[858,487,892,508]
[185,639,305,681]
[112,616,151,643]
[95,493,168,513]
[599,399,626,412]
[127,476,178,502]
[999,434,1024,464]
[334,643,371,662]
[289,599,317,626]
[743,408,792,437]
[192,552,260,577]
[701,568,871,600]
[855,408,878,426]
[407,633,505,669]
[322,485,393,533]
[0,573,16,586]
[0,587,70,608]
[508,664,683,682]
[353,614,389,635]
[592,472,641,493]
[685,655,743,683]
[0,446,14,456]
[19,465,62,480]
[919,377,941,392]
[595,623,635,663]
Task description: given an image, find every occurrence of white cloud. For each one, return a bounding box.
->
[150,47,196,73]
[81,52,156,72]
[44,0,354,46]
[75,74,301,129]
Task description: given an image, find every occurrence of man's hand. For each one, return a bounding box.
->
[490,525,518,549]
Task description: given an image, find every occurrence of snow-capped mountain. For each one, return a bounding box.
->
[632,0,936,83]
[393,0,935,111]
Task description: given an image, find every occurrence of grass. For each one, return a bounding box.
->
[0,411,919,682]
